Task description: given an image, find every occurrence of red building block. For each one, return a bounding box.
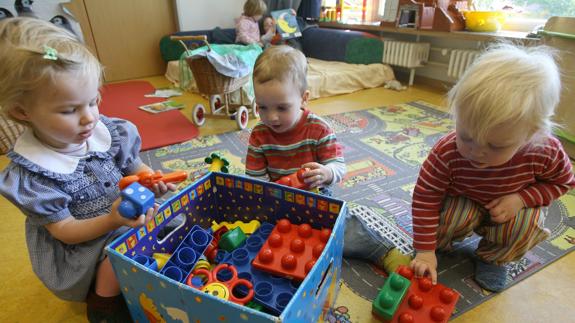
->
[275,168,310,190]
[252,219,332,281]
[380,265,459,323]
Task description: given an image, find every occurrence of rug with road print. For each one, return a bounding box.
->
[140,101,575,322]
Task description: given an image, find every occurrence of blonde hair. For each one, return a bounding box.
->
[0,17,103,124]
[244,0,267,17]
[448,43,561,146]
[253,45,308,94]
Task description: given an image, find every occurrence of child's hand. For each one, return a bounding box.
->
[110,198,158,228]
[485,193,524,223]
[301,162,333,188]
[410,250,438,284]
[150,181,178,198]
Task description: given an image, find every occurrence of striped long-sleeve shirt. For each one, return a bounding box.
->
[412,131,575,251]
[246,109,346,183]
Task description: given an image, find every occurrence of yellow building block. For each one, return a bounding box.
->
[152,253,171,270]
[211,219,261,235]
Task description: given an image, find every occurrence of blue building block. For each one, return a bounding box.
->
[160,225,213,283]
[220,222,300,315]
[118,182,155,218]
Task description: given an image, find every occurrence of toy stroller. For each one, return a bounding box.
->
[171,35,258,130]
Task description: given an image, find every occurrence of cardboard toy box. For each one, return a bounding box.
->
[107,172,347,322]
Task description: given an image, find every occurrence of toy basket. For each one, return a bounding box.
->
[0,114,24,155]
[174,35,250,95]
[170,35,258,130]
[186,55,250,95]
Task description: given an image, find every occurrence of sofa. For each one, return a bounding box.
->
[160,25,395,100]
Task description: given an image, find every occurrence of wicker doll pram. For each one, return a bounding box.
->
[171,35,258,129]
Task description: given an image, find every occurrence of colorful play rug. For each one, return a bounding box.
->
[139,101,575,321]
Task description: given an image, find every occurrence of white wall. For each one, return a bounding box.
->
[174,0,243,31]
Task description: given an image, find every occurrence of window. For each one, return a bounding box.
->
[474,0,575,20]
[473,1,575,31]
[322,0,370,24]
[374,0,574,31]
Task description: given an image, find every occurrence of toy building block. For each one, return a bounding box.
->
[119,170,188,190]
[218,227,247,251]
[152,253,171,271]
[381,265,460,323]
[205,152,230,173]
[186,263,254,305]
[275,168,310,190]
[118,182,155,218]
[133,255,159,271]
[372,272,411,321]
[205,226,229,262]
[211,220,261,235]
[160,226,213,282]
[252,218,332,281]
[218,222,299,315]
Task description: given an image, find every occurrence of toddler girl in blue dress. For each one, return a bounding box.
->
[0,17,175,322]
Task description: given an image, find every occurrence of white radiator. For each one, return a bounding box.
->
[382,40,430,68]
[448,49,480,79]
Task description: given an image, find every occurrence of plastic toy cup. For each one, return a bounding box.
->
[215,266,234,281]
[215,249,230,264]
[259,223,275,237]
[163,266,184,282]
[231,247,250,266]
[246,235,263,252]
[255,281,274,301]
[275,292,293,312]
[186,229,210,252]
[133,255,159,271]
[175,247,197,271]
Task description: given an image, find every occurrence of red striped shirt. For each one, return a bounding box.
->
[246,109,344,181]
[412,131,575,251]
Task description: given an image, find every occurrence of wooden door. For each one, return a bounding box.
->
[82,0,176,82]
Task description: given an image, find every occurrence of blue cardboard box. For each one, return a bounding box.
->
[106,172,346,322]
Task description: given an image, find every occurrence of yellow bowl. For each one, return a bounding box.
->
[463,11,506,32]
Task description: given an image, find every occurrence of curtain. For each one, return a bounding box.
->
[297,0,321,20]
[265,0,303,13]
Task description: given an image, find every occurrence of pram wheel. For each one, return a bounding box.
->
[192,104,207,126]
[236,106,249,130]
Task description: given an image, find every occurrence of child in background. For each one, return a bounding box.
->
[246,45,410,272]
[0,18,176,322]
[235,0,267,46]
[410,43,575,292]
[260,15,281,48]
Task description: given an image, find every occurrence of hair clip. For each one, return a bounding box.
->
[43,45,58,61]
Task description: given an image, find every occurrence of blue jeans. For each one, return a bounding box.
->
[342,210,394,263]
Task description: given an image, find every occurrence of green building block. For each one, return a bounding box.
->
[246,301,264,312]
[372,272,411,320]
[218,227,247,251]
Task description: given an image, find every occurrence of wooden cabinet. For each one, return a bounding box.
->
[542,17,575,158]
[66,0,176,82]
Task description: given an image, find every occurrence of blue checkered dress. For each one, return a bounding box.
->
[0,116,142,301]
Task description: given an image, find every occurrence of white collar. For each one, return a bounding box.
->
[13,120,112,174]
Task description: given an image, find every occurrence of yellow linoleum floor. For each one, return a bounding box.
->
[0,76,573,323]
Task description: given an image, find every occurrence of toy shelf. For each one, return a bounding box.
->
[318,21,539,43]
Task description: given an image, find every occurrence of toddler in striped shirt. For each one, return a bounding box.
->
[246,45,411,273]
[410,43,575,292]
